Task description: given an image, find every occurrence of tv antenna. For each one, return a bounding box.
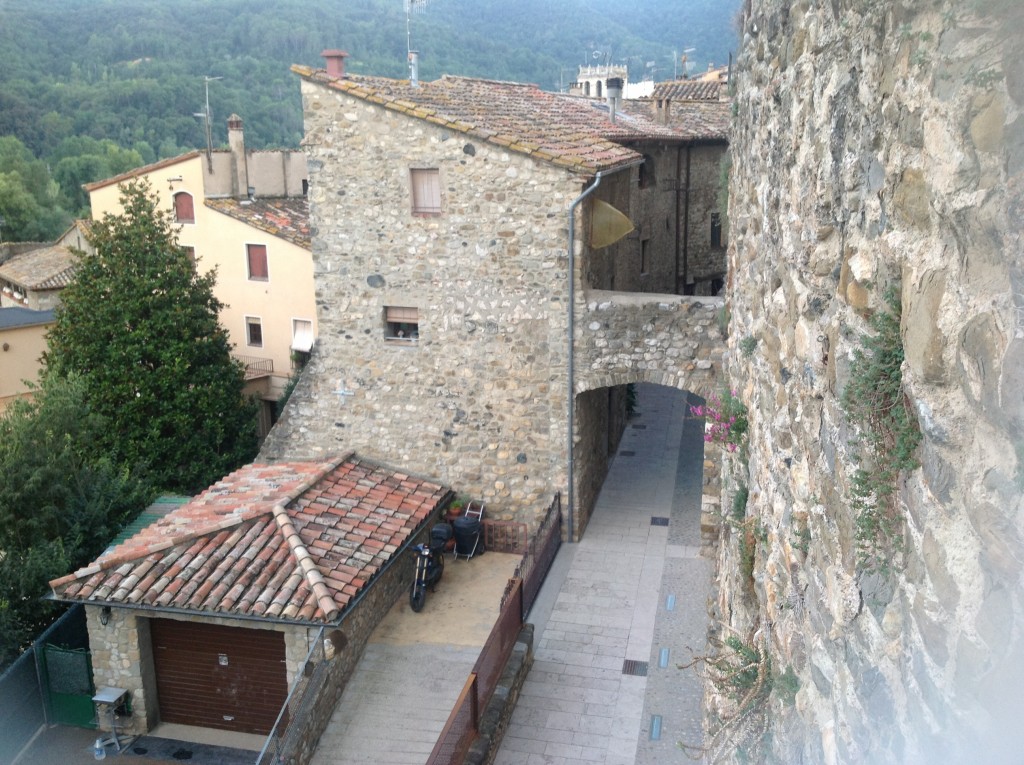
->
[675,47,696,79]
[405,0,428,85]
[192,75,223,171]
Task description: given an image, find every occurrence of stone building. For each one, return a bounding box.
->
[49,456,450,739]
[716,0,1024,762]
[261,52,731,537]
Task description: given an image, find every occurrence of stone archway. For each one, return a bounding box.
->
[568,292,727,540]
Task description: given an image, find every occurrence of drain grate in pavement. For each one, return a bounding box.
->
[651,516,669,526]
[620,450,636,456]
[632,424,647,429]
[622,659,649,676]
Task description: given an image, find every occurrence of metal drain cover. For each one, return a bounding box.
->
[622,659,649,676]
[651,517,669,526]
[620,450,636,456]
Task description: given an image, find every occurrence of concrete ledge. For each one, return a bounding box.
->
[465,623,534,765]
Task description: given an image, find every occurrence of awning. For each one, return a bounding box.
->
[291,320,314,352]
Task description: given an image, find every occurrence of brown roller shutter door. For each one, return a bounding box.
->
[150,619,288,735]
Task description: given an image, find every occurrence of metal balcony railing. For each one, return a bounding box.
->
[234,354,274,379]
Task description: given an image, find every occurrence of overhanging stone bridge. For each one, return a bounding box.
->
[574,290,727,397]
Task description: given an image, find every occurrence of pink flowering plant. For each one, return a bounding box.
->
[690,390,749,452]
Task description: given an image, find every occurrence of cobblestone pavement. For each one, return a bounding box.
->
[495,384,711,765]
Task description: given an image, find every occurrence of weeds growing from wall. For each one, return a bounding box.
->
[841,286,921,573]
[679,627,799,762]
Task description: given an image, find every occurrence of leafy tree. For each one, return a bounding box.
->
[46,179,258,493]
[0,374,155,666]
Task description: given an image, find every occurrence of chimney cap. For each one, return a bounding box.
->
[227,114,243,129]
[321,49,349,79]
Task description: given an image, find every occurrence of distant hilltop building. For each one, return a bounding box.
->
[570,58,730,102]
[569,64,654,100]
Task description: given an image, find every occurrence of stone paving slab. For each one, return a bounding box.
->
[495,384,710,765]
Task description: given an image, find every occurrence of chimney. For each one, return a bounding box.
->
[656,97,672,126]
[321,49,349,78]
[408,50,420,88]
[227,114,250,200]
[606,77,623,123]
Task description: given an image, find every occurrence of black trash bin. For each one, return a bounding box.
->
[452,515,482,559]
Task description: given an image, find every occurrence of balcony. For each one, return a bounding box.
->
[235,354,274,380]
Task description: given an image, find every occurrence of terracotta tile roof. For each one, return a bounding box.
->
[651,79,727,101]
[205,197,311,249]
[50,456,451,625]
[293,66,724,173]
[0,244,77,291]
[83,152,203,192]
[622,98,732,142]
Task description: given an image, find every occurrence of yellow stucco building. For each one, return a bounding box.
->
[85,116,314,436]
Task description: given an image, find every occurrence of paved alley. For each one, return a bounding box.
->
[495,384,712,765]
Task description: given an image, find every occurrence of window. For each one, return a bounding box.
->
[640,238,650,275]
[710,213,723,248]
[291,319,314,352]
[246,316,263,347]
[173,192,195,223]
[385,306,419,342]
[639,154,656,189]
[596,80,603,99]
[410,169,441,216]
[247,244,268,281]
[181,246,196,268]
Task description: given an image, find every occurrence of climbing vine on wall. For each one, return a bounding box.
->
[841,286,921,573]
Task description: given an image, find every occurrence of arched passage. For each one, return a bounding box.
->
[568,293,726,540]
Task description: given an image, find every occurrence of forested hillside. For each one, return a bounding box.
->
[0,0,739,241]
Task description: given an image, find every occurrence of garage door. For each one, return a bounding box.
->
[150,619,288,735]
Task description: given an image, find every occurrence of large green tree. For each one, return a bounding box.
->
[0,373,154,666]
[46,180,258,493]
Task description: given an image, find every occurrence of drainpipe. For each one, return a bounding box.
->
[567,172,605,543]
[682,144,692,293]
[566,161,644,542]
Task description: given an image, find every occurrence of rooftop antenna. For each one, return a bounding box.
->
[676,48,696,79]
[192,75,223,171]
[405,0,428,86]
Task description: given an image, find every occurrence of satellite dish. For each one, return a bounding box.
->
[593,51,600,59]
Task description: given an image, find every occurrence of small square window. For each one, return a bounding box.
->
[246,316,263,347]
[385,306,418,343]
[410,169,441,216]
[247,244,268,281]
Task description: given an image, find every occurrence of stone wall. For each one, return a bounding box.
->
[261,78,730,535]
[86,606,315,735]
[85,518,432,742]
[718,0,1024,762]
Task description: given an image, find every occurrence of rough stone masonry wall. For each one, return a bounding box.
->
[718,0,1024,763]
[260,79,580,522]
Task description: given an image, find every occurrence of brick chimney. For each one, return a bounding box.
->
[321,49,349,78]
[227,114,250,200]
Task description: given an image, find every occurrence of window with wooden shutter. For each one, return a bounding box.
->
[247,244,268,281]
[384,306,419,342]
[173,192,195,223]
[410,169,441,216]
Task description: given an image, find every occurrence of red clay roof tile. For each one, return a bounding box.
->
[292,66,730,173]
[49,455,451,625]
